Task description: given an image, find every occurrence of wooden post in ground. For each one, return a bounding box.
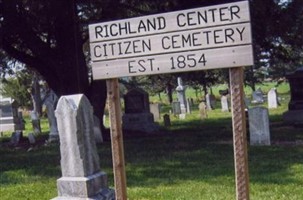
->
[229,67,250,200]
[106,78,127,200]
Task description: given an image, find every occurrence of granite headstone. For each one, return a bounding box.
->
[248,107,271,145]
[52,94,114,200]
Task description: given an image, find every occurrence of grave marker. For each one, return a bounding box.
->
[52,94,114,199]
[268,88,278,109]
[248,107,271,145]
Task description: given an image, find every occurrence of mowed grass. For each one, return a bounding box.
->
[1,81,303,200]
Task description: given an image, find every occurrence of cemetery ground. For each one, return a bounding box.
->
[0,82,303,200]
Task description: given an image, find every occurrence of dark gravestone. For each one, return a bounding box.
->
[283,67,303,124]
[124,88,149,114]
[122,88,159,133]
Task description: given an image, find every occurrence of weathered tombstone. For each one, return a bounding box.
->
[251,88,264,104]
[10,131,22,146]
[176,77,187,114]
[52,94,114,200]
[186,99,192,114]
[163,114,171,127]
[267,88,278,109]
[198,101,207,119]
[122,88,159,133]
[150,103,161,121]
[0,98,25,132]
[31,111,41,135]
[248,107,271,145]
[43,89,59,142]
[93,116,103,144]
[171,101,181,115]
[28,133,36,144]
[221,95,229,112]
[205,93,215,110]
[283,67,303,125]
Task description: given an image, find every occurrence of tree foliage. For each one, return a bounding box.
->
[0,0,302,119]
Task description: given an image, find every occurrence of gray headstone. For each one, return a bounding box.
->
[248,107,271,146]
[10,131,22,146]
[268,88,278,109]
[0,98,24,132]
[172,101,181,115]
[176,77,187,114]
[251,88,264,103]
[53,94,114,200]
[44,90,59,141]
[221,96,229,112]
[28,133,36,144]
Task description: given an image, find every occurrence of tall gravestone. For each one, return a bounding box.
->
[283,67,303,124]
[248,107,271,145]
[122,88,159,133]
[176,77,187,114]
[267,88,278,109]
[52,94,114,200]
[43,89,59,141]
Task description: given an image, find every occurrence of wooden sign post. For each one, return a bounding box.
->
[89,1,253,200]
[229,67,250,200]
[106,78,127,200]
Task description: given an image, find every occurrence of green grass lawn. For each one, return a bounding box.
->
[1,82,303,200]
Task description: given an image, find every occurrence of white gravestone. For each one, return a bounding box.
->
[53,94,114,200]
[198,101,207,119]
[43,89,59,141]
[248,107,271,146]
[150,103,161,121]
[176,77,187,114]
[268,88,278,109]
[221,95,229,112]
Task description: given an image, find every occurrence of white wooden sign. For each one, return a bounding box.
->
[89,1,253,79]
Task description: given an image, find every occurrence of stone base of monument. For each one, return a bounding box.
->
[122,113,159,133]
[52,172,115,200]
[283,110,303,125]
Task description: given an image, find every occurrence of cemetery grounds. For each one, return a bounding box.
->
[0,82,303,200]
